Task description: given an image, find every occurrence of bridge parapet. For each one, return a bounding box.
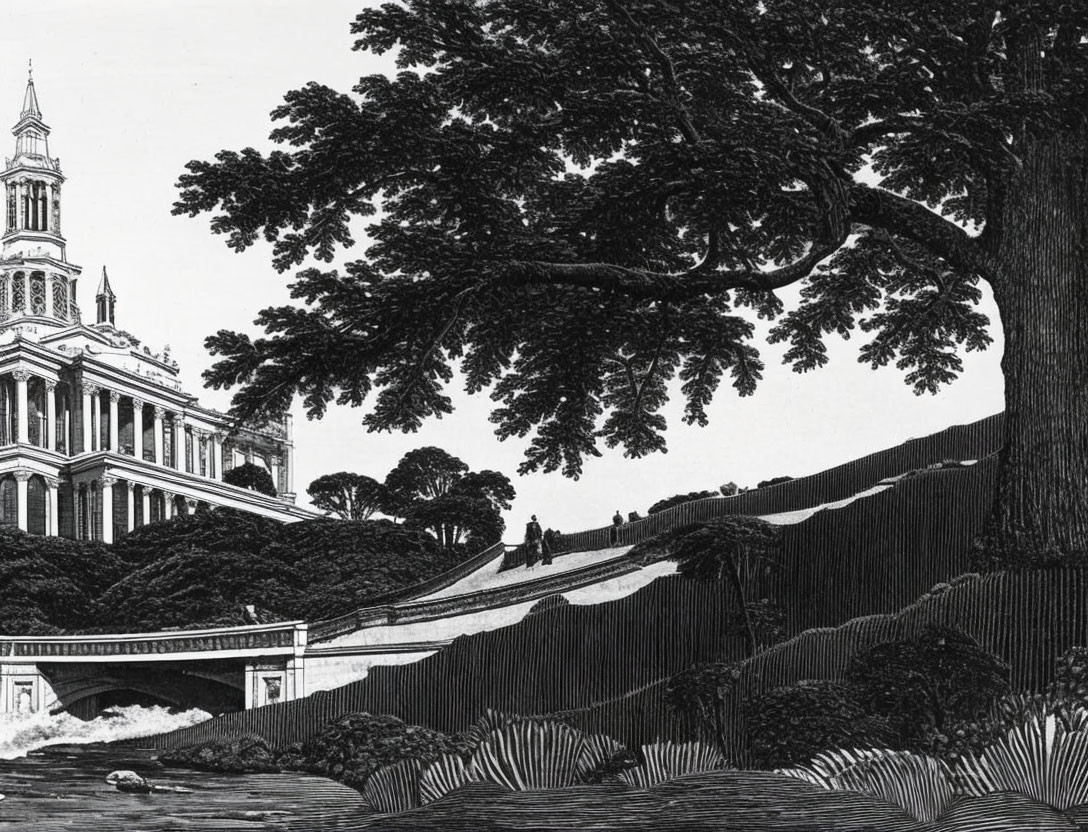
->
[0,621,308,663]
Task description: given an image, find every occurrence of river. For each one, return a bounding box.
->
[0,707,373,831]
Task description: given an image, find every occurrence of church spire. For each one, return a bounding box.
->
[21,61,40,119]
[96,266,116,326]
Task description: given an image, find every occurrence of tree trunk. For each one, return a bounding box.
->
[984,132,1088,565]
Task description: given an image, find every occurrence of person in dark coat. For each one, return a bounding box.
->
[609,509,624,547]
[525,514,543,567]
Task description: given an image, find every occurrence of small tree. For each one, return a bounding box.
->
[846,626,1011,754]
[670,517,783,658]
[665,661,742,759]
[748,680,892,769]
[307,472,388,520]
[223,462,277,497]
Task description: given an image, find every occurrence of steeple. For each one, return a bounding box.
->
[0,68,81,331]
[96,267,115,326]
[21,61,40,120]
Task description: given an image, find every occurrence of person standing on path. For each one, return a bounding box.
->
[609,510,624,547]
[525,514,543,566]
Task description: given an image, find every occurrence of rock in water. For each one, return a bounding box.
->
[105,770,152,794]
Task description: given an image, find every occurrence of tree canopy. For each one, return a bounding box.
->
[177,2,1088,559]
[308,471,389,519]
[223,462,278,496]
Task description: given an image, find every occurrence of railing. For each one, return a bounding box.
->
[0,622,304,660]
[307,545,662,643]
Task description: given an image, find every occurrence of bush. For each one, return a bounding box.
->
[280,712,464,791]
[756,475,794,489]
[160,735,279,773]
[846,625,1010,755]
[420,753,482,804]
[363,759,424,814]
[223,462,277,496]
[779,748,956,824]
[470,720,587,791]
[953,711,1088,811]
[748,680,893,769]
[647,490,717,515]
[1051,646,1088,707]
[618,741,728,787]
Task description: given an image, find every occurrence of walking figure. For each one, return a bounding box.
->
[541,528,556,565]
[525,514,543,567]
[609,509,624,547]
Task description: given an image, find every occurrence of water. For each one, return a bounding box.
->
[0,708,372,831]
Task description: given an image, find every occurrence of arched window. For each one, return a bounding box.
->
[51,278,67,322]
[90,481,101,541]
[11,271,25,312]
[29,272,45,316]
[27,476,45,535]
[58,482,74,538]
[0,478,15,525]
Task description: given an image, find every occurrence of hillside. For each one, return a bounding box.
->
[154,422,1011,751]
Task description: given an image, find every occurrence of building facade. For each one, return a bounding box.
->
[0,73,313,541]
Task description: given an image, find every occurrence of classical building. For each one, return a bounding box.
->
[0,73,313,541]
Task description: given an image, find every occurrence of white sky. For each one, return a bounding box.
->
[0,1,1006,535]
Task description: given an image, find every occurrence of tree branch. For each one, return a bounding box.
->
[848,183,995,284]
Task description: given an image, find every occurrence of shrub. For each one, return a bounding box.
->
[748,680,893,769]
[160,735,279,773]
[470,720,586,791]
[420,753,482,804]
[618,740,728,787]
[223,462,277,496]
[1051,646,1088,707]
[576,734,631,782]
[363,759,423,814]
[953,712,1088,811]
[281,712,463,790]
[846,625,1010,755]
[779,748,956,824]
[647,490,718,515]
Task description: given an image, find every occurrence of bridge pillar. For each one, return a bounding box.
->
[0,664,55,714]
[243,624,307,709]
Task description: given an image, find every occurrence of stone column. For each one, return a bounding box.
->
[44,381,56,451]
[13,370,28,445]
[172,417,184,470]
[13,470,29,532]
[190,429,201,474]
[153,406,165,466]
[125,481,135,533]
[210,433,222,480]
[100,475,115,544]
[132,398,144,460]
[95,387,106,450]
[108,392,119,452]
[163,491,175,520]
[140,487,151,527]
[21,271,29,313]
[80,384,92,453]
[44,275,53,318]
[45,476,59,536]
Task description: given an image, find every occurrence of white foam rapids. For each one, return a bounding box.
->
[0,704,211,760]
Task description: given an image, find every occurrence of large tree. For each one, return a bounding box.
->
[177,2,1088,563]
[307,471,389,519]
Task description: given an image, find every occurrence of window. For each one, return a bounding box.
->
[29,272,45,315]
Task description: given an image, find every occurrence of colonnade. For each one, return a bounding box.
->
[0,368,228,479]
[72,475,204,544]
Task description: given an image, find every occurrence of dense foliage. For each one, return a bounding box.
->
[646,490,717,515]
[172,1,1088,560]
[669,516,784,657]
[0,510,459,634]
[222,462,277,496]
[307,472,388,520]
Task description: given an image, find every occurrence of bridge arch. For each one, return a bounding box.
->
[40,662,245,719]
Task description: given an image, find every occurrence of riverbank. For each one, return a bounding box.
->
[0,743,370,831]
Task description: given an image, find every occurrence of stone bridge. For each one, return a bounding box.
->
[0,537,674,719]
[0,622,309,718]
